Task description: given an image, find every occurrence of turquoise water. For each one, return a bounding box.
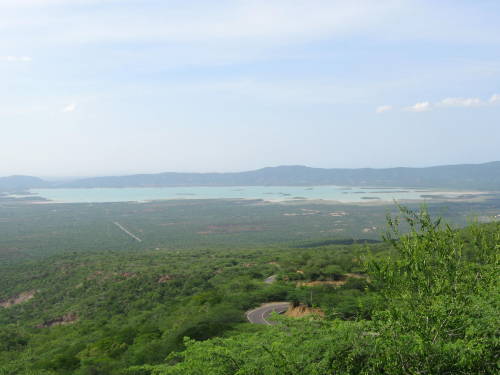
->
[30,186,435,203]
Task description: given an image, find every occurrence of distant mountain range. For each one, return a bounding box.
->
[1,161,500,191]
[0,175,49,191]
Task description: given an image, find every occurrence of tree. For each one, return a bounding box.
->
[366,206,499,374]
[135,207,499,375]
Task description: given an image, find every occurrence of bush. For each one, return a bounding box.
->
[138,207,499,375]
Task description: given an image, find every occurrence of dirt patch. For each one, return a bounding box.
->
[297,271,367,286]
[86,271,105,280]
[328,211,347,217]
[158,274,173,283]
[283,209,321,217]
[198,224,264,235]
[344,273,366,279]
[286,304,324,318]
[297,273,366,287]
[37,313,79,328]
[119,272,137,279]
[297,280,346,287]
[0,290,36,308]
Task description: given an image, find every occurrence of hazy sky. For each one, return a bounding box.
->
[1,0,499,177]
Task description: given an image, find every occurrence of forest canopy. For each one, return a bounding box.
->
[0,208,498,375]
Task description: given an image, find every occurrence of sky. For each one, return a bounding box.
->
[1,0,499,177]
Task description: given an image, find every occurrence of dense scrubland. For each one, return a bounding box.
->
[0,202,498,375]
[0,238,374,374]
[1,197,499,261]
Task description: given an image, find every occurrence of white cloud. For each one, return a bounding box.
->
[376,105,392,114]
[489,94,500,104]
[405,102,431,112]
[438,97,483,107]
[399,95,500,113]
[0,56,32,62]
[62,103,77,113]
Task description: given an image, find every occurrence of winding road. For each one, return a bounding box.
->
[246,302,290,325]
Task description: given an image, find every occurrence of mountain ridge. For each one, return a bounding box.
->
[1,161,500,191]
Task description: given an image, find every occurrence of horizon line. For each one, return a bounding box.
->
[2,160,499,180]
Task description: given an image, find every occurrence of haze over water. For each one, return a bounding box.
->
[30,186,440,204]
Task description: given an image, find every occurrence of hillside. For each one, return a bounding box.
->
[0,175,49,191]
[2,162,500,191]
[62,162,500,189]
[0,210,498,375]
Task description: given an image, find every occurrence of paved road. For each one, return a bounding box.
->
[113,222,142,242]
[246,302,290,325]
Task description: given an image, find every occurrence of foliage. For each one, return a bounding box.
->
[0,205,498,374]
[2,197,499,262]
[135,207,499,375]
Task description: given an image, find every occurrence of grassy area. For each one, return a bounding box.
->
[0,198,499,374]
[1,197,499,262]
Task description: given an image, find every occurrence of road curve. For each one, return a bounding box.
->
[246,302,291,325]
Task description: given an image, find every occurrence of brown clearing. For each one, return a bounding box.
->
[286,304,325,318]
[345,273,366,279]
[119,272,137,278]
[297,280,346,287]
[37,313,78,328]
[198,224,263,235]
[297,273,366,287]
[0,290,36,308]
[86,271,105,280]
[158,274,173,283]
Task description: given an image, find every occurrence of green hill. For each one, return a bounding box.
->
[0,209,497,375]
[59,161,500,190]
[0,175,49,192]
[3,162,500,191]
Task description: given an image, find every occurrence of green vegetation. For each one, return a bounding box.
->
[136,208,500,375]
[0,236,378,374]
[0,205,498,374]
[1,198,499,262]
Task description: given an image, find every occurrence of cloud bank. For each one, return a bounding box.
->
[376,105,393,114]
[438,97,483,107]
[405,102,432,112]
[490,94,500,104]
[382,94,500,113]
[0,56,32,62]
[62,103,77,113]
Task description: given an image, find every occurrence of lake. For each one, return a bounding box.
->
[29,186,444,203]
